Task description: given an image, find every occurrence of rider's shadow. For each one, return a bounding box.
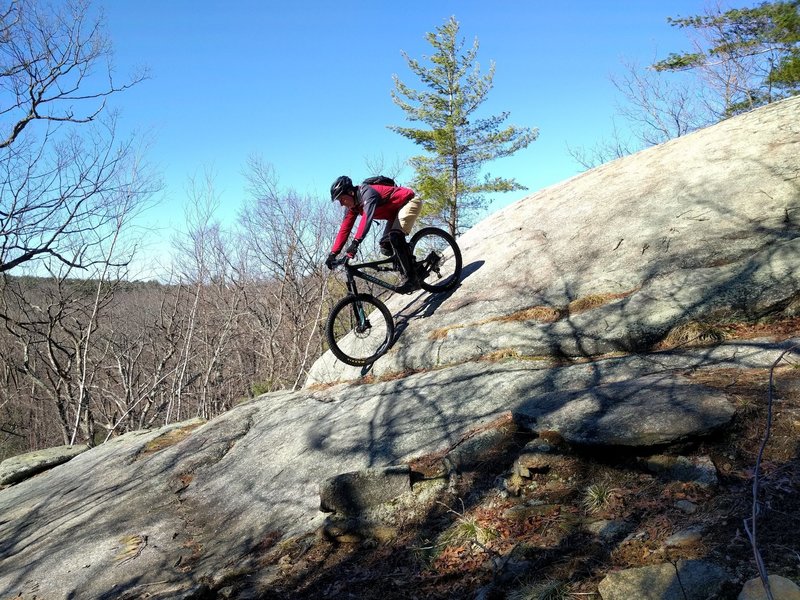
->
[392,260,484,342]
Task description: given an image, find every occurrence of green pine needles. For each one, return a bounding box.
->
[654,0,800,117]
[390,16,538,237]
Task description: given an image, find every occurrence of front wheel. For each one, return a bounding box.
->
[410,227,462,293]
[326,293,395,367]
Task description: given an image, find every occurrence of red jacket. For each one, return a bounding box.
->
[331,183,415,254]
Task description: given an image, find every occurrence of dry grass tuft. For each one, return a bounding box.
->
[567,289,638,315]
[373,369,424,383]
[480,348,523,362]
[441,513,500,546]
[499,305,564,323]
[657,321,730,350]
[427,290,637,341]
[429,325,463,340]
[139,422,204,457]
[428,305,561,340]
[303,381,344,392]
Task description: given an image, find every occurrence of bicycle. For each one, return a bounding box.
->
[325,227,462,367]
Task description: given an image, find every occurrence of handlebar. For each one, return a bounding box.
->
[325,255,351,272]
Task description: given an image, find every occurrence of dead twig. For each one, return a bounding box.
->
[744,344,799,600]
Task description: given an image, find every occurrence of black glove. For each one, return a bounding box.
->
[325,252,338,270]
[345,239,360,258]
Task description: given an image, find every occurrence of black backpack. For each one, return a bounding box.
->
[362,175,396,187]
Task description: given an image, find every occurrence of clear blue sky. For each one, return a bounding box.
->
[100,1,707,248]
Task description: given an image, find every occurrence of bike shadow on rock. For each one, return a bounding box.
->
[391,259,484,342]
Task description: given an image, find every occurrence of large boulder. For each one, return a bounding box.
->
[0,444,89,485]
[597,560,728,600]
[513,373,735,446]
[307,95,800,386]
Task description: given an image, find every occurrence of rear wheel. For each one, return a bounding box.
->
[409,227,462,293]
[325,293,394,367]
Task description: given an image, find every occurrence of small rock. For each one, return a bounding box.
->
[598,559,727,600]
[503,503,560,521]
[503,472,526,495]
[445,419,518,473]
[319,465,411,514]
[322,516,397,544]
[217,586,236,600]
[367,525,398,543]
[514,451,572,478]
[664,526,704,548]
[321,518,353,538]
[492,557,532,584]
[514,453,547,477]
[586,519,635,543]
[675,499,698,514]
[523,437,555,453]
[738,574,800,600]
[623,530,649,544]
[640,454,719,487]
[535,431,565,448]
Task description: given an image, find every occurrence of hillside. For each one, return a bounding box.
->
[308,95,800,386]
[1,96,799,600]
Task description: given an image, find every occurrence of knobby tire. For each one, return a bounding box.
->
[325,293,395,367]
[410,227,463,293]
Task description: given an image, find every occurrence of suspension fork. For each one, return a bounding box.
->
[344,267,369,329]
[345,267,359,297]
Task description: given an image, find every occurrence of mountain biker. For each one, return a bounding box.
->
[325,175,423,293]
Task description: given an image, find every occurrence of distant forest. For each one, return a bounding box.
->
[0,257,342,458]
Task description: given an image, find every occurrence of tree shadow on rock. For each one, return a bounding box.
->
[392,260,485,342]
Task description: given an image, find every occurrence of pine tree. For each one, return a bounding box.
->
[654,0,800,117]
[390,16,538,236]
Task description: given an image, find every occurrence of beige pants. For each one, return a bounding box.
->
[398,196,423,235]
[382,196,424,240]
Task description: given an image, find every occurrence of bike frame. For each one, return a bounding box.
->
[339,255,405,296]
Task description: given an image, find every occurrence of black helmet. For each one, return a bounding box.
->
[330,175,353,201]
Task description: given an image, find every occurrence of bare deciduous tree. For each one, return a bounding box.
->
[0,0,150,274]
[611,58,709,146]
[0,0,156,449]
[571,1,800,170]
[239,156,338,391]
[653,0,800,117]
[568,59,709,169]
